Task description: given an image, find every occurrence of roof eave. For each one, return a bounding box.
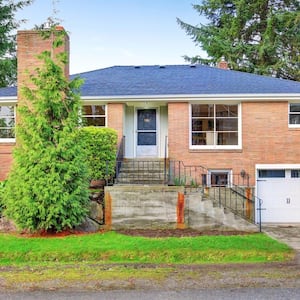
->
[81,93,300,102]
[0,96,18,104]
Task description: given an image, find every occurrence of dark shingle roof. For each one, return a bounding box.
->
[0,86,17,97]
[74,65,300,96]
[1,65,300,98]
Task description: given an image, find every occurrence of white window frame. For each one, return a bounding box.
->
[207,169,233,187]
[189,103,242,150]
[81,104,107,127]
[0,104,16,143]
[288,103,300,128]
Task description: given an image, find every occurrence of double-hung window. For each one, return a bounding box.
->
[0,105,15,142]
[289,103,300,127]
[82,105,106,127]
[191,104,240,149]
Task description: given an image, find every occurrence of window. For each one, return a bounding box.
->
[258,169,285,178]
[191,104,239,148]
[208,170,232,187]
[289,103,300,127]
[82,105,106,127]
[291,170,300,178]
[0,105,15,141]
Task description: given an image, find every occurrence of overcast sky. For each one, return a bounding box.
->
[16,0,206,74]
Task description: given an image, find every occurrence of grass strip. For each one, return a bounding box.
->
[0,231,293,266]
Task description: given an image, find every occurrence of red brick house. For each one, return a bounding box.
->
[1,28,300,224]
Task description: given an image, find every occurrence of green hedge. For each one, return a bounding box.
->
[0,180,6,217]
[79,127,118,180]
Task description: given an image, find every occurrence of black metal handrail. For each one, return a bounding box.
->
[164,135,168,183]
[116,135,125,162]
[106,136,125,185]
[168,160,207,187]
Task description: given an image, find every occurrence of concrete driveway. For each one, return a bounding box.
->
[263,224,300,262]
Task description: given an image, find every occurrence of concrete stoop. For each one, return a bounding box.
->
[105,185,184,229]
[185,192,258,232]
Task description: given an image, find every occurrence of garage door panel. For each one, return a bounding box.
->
[257,169,300,223]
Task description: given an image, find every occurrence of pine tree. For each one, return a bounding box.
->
[177,0,300,81]
[0,0,32,87]
[3,28,90,232]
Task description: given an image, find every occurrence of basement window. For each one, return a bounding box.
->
[208,170,232,187]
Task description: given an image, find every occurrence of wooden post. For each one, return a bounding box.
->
[245,188,252,220]
[177,192,185,229]
[104,191,112,230]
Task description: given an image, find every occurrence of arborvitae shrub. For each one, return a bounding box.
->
[3,29,90,232]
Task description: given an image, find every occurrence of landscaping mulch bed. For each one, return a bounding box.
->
[116,228,255,238]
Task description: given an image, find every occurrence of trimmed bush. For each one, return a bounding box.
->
[78,127,118,180]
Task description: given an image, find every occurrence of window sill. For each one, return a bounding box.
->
[0,139,16,144]
[189,148,242,153]
[288,126,300,130]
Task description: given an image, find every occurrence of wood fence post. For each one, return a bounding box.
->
[177,192,185,229]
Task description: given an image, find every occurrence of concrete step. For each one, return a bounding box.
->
[116,179,166,184]
[117,172,165,179]
[116,159,166,185]
[185,192,258,232]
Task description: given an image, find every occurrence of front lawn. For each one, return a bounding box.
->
[0,231,293,266]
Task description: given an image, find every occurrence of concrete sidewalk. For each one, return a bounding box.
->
[263,225,300,262]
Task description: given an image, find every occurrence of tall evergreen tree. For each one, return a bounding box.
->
[0,0,32,87]
[177,0,300,81]
[3,28,90,232]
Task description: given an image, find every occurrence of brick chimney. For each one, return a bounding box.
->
[217,57,229,70]
[17,26,70,96]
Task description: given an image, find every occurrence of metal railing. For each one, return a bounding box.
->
[114,159,166,184]
[106,136,125,185]
[103,137,262,229]
[167,160,261,229]
[167,160,207,187]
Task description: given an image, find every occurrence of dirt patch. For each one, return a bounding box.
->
[116,228,257,238]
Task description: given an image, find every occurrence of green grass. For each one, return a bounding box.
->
[0,231,293,266]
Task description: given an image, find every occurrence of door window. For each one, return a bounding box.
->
[137,109,156,146]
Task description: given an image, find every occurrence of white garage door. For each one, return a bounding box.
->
[257,169,300,223]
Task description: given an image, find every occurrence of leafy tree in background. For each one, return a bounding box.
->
[0,0,32,87]
[3,28,90,232]
[177,0,300,81]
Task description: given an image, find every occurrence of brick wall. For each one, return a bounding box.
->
[0,144,14,180]
[168,101,300,186]
[107,103,124,144]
